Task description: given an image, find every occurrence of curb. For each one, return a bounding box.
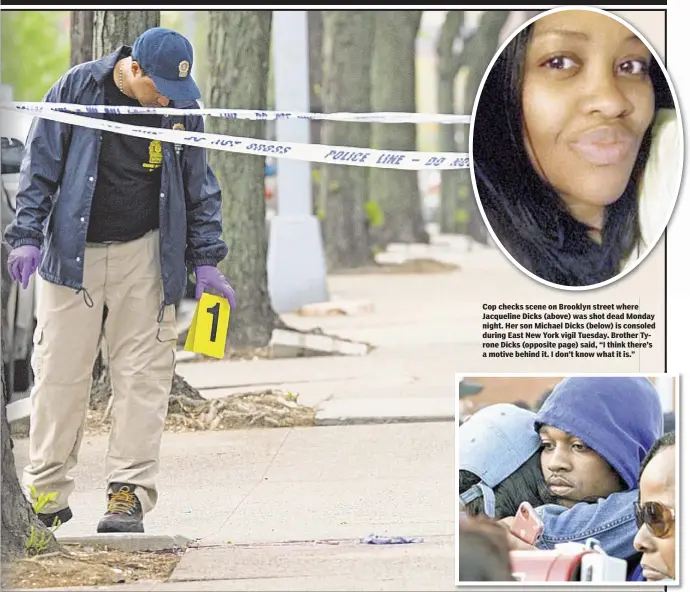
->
[6,583,160,592]
[192,533,454,549]
[314,414,454,426]
[314,396,455,427]
[271,329,370,357]
[168,533,454,584]
[57,533,192,552]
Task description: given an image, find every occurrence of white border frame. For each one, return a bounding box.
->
[468,6,684,292]
[454,372,681,587]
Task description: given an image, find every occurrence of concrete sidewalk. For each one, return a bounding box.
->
[11,422,456,590]
[13,423,454,543]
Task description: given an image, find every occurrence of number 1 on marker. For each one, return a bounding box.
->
[206,302,220,342]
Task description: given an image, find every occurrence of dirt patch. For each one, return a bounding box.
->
[11,376,316,441]
[2,543,183,590]
[83,388,316,437]
[165,389,315,432]
[331,258,460,275]
[12,384,315,441]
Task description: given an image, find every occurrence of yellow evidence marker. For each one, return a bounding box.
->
[184,293,231,359]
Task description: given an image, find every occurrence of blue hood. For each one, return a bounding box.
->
[535,377,663,490]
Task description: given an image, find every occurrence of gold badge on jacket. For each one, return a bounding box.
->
[143,140,163,170]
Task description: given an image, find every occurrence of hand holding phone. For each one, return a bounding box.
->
[510,501,544,546]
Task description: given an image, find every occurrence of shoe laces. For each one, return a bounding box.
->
[107,486,138,514]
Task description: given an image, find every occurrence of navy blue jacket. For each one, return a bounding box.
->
[3,47,228,305]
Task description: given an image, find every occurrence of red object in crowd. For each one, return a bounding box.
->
[510,549,592,582]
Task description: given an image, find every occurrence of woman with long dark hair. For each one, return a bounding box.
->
[472,8,677,287]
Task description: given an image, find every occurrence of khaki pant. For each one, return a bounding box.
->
[24,230,177,515]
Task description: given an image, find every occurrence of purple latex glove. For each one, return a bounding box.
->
[194,265,236,309]
[7,245,40,289]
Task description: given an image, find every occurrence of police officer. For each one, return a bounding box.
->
[4,27,236,533]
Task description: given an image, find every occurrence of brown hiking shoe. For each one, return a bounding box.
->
[96,483,144,533]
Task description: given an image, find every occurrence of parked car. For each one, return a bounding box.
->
[2,110,35,403]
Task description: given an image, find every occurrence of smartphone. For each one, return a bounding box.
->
[510,501,544,545]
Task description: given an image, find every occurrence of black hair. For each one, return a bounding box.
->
[640,430,675,479]
[458,449,558,519]
[472,21,674,287]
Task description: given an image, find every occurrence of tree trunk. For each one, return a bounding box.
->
[458,11,509,245]
[369,10,428,247]
[2,346,59,565]
[320,10,375,270]
[437,11,465,235]
[93,11,160,57]
[206,11,276,348]
[70,11,94,67]
[308,10,323,218]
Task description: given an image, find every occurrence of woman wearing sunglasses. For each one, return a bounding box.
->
[632,431,676,582]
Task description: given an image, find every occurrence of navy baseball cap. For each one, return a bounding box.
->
[458,403,541,517]
[132,27,200,101]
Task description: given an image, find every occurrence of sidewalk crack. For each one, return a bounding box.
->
[195,428,293,544]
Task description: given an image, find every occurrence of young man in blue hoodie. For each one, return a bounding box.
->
[501,376,663,580]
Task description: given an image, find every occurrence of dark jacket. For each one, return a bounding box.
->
[3,47,228,305]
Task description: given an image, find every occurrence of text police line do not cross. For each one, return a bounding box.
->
[2,103,471,171]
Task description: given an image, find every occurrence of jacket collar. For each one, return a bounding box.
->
[90,46,130,84]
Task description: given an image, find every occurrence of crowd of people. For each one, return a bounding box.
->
[457,376,676,583]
